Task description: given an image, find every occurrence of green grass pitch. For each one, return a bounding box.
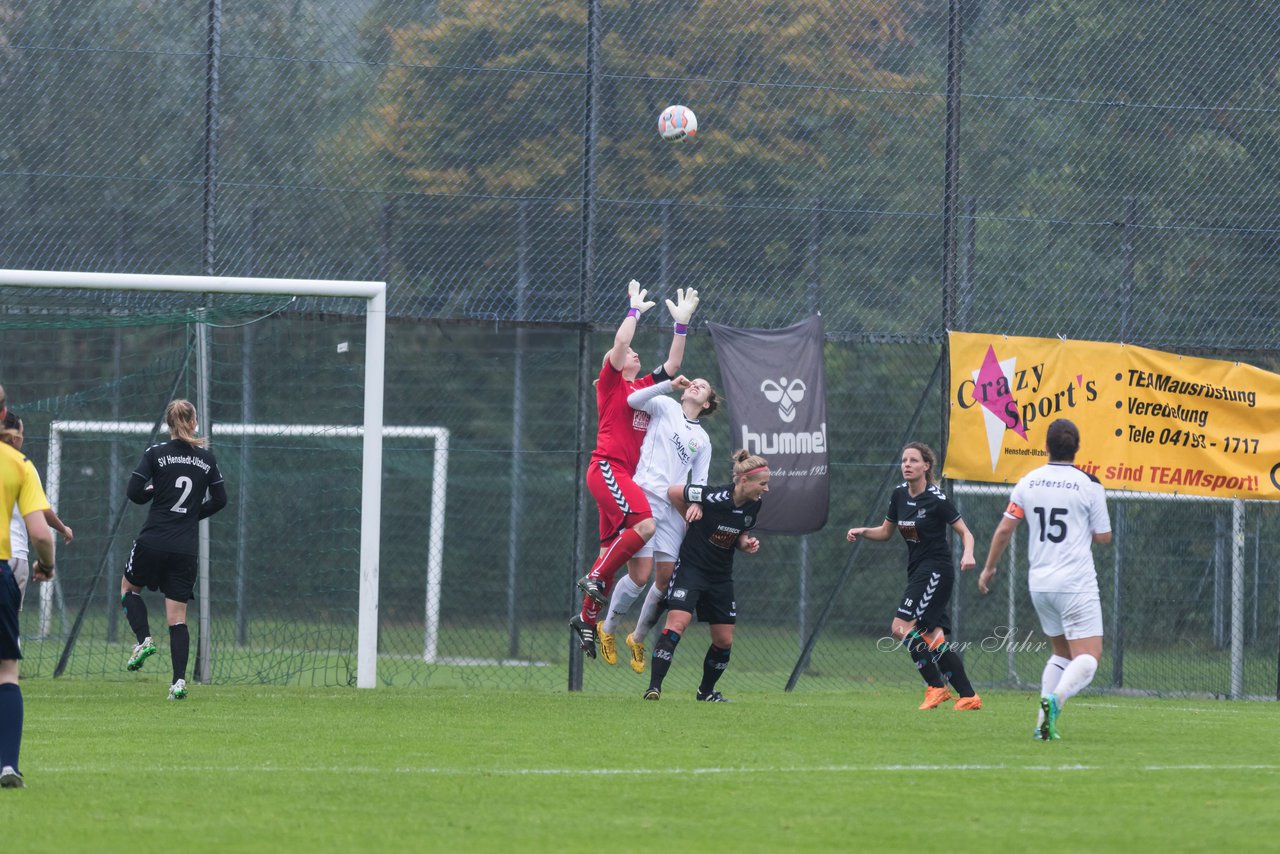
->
[5,679,1277,851]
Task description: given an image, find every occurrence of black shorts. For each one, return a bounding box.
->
[666,561,736,625]
[125,541,198,602]
[894,566,953,634]
[0,562,21,660]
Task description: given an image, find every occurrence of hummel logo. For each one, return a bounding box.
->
[760,377,807,423]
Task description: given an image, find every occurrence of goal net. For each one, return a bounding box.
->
[0,269,435,688]
[40,419,450,671]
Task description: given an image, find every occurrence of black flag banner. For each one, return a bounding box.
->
[708,315,828,534]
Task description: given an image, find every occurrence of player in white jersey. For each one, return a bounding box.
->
[978,418,1112,740]
[594,376,716,670]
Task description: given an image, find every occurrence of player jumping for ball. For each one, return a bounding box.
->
[569,280,699,658]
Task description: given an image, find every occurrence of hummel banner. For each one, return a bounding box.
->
[709,315,828,533]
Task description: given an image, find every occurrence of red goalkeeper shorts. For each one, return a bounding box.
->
[586,459,652,545]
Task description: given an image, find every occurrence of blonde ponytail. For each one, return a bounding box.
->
[166,399,208,447]
[730,448,769,480]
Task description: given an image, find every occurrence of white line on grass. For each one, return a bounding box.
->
[33,762,1280,776]
[1074,701,1260,715]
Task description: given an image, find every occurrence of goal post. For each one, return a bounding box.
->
[0,269,389,688]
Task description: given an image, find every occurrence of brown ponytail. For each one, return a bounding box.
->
[902,441,936,484]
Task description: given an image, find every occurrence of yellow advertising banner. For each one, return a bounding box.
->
[945,331,1280,500]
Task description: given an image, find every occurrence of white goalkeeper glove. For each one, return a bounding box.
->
[666,287,699,325]
[627,279,655,315]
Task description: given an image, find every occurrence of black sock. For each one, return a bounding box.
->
[648,629,681,692]
[0,683,21,772]
[904,631,946,688]
[169,623,190,682]
[935,646,975,697]
[699,644,731,694]
[121,592,151,643]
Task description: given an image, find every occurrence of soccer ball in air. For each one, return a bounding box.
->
[658,105,698,142]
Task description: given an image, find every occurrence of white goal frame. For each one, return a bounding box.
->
[43,421,450,670]
[0,269,390,687]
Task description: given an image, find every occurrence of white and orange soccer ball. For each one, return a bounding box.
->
[658,105,698,142]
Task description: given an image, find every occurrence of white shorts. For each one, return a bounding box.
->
[11,557,28,610]
[1030,589,1104,640]
[633,497,685,563]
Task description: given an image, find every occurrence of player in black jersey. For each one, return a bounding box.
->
[643,449,768,702]
[846,442,981,710]
[119,400,227,700]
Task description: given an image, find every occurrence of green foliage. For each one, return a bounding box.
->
[5,2,1279,343]
[321,0,947,329]
[957,2,1280,343]
[338,0,932,199]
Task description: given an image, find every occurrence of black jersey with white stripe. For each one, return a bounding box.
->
[885,481,962,575]
[128,439,227,555]
[678,482,763,577]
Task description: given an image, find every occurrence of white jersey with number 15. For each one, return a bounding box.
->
[1005,462,1111,594]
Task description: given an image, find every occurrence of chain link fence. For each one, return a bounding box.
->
[1,1,1277,696]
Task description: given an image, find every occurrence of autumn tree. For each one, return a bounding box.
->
[332,0,939,327]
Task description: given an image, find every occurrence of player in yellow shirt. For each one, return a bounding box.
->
[0,387,57,789]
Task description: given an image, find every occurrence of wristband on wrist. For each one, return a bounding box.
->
[674,322,689,335]
[626,307,641,319]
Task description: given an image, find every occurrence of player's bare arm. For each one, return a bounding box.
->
[668,482,702,522]
[952,518,977,571]
[45,507,73,543]
[978,515,1019,594]
[846,519,895,543]
[24,508,55,579]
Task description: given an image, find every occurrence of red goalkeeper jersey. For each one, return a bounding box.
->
[590,362,667,472]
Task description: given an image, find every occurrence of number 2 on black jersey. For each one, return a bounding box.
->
[1032,506,1068,543]
[170,475,194,514]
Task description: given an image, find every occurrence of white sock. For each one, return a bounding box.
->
[1052,654,1098,706]
[1037,655,1071,725]
[1041,655,1071,696]
[601,575,644,634]
[630,582,666,644]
